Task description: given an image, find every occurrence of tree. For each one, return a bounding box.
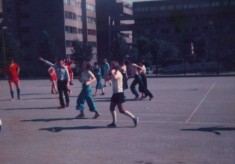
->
[110,34,130,63]
[0,31,24,67]
[71,39,94,67]
[150,39,180,67]
[135,36,151,61]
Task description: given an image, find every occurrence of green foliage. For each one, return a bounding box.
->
[0,31,23,67]
[110,34,130,63]
[135,36,150,60]
[150,39,180,66]
[71,39,94,67]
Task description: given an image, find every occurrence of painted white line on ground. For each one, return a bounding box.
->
[185,82,216,124]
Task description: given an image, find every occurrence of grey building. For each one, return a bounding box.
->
[133,0,235,69]
[1,0,96,77]
[96,0,133,63]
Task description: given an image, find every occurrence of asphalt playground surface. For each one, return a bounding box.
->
[0,77,235,164]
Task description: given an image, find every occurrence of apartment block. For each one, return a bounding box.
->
[1,0,97,76]
[133,0,235,64]
[96,0,133,62]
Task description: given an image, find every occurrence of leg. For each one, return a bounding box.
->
[137,75,153,100]
[57,81,65,108]
[51,81,54,93]
[52,80,58,93]
[93,89,97,96]
[117,103,139,127]
[85,86,100,119]
[8,81,14,99]
[101,88,105,95]
[130,77,139,99]
[15,81,20,99]
[62,81,69,107]
[107,102,117,127]
[75,86,86,118]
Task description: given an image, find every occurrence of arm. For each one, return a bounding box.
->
[16,64,20,74]
[39,57,54,67]
[64,66,70,86]
[85,71,96,86]
[111,69,119,80]
[132,63,142,70]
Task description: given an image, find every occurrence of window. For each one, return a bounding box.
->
[87,29,96,35]
[86,4,95,11]
[65,11,77,20]
[65,26,78,34]
[87,17,96,24]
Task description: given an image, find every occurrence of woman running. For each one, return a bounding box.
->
[107,61,139,127]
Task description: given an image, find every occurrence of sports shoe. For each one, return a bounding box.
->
[134,96,139,100]
[92,112,100,119]
[107,122,117,128]
[75,113,85,119]
[133,117,139,127]
[57,106,65,109]
[100,93,105,95]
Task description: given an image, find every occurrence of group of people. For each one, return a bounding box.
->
[0,57,154,128]
[46,58,74,95]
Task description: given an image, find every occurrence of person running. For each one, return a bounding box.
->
[107,61,139,128]
[48,66,58,94]
[102,58,111,87]
[75,61,100,119]
[39,57,70,109]
[130,63,154,101]
[0,59,21,100]
[93,62,105,96]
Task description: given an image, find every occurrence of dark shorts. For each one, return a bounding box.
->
[111,92,125,104]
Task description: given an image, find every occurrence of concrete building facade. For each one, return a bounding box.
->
[133,0,235,66]
[1,0,97,76]
[96,0,133,63]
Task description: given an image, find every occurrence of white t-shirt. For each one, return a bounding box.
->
[111,70,123,93]
[80,70,94,84]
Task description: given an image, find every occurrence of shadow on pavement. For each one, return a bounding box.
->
[21,117,78,122]
[2,106,57,111]
[39,125,133,132]
[181,126,235,135]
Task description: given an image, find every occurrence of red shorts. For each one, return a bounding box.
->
[9,78,20,83]
[50,74,57,81]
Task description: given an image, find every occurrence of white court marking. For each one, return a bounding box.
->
[185,82,216,124]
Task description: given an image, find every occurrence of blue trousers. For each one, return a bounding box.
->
[76,84,96,111]
[130,74,153,98]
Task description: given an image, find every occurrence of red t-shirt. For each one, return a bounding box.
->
[4,63,20,82]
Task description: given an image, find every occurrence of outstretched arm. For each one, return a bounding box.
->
[39,57,54,67]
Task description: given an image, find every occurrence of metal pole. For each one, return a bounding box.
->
[2,26,7,66]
